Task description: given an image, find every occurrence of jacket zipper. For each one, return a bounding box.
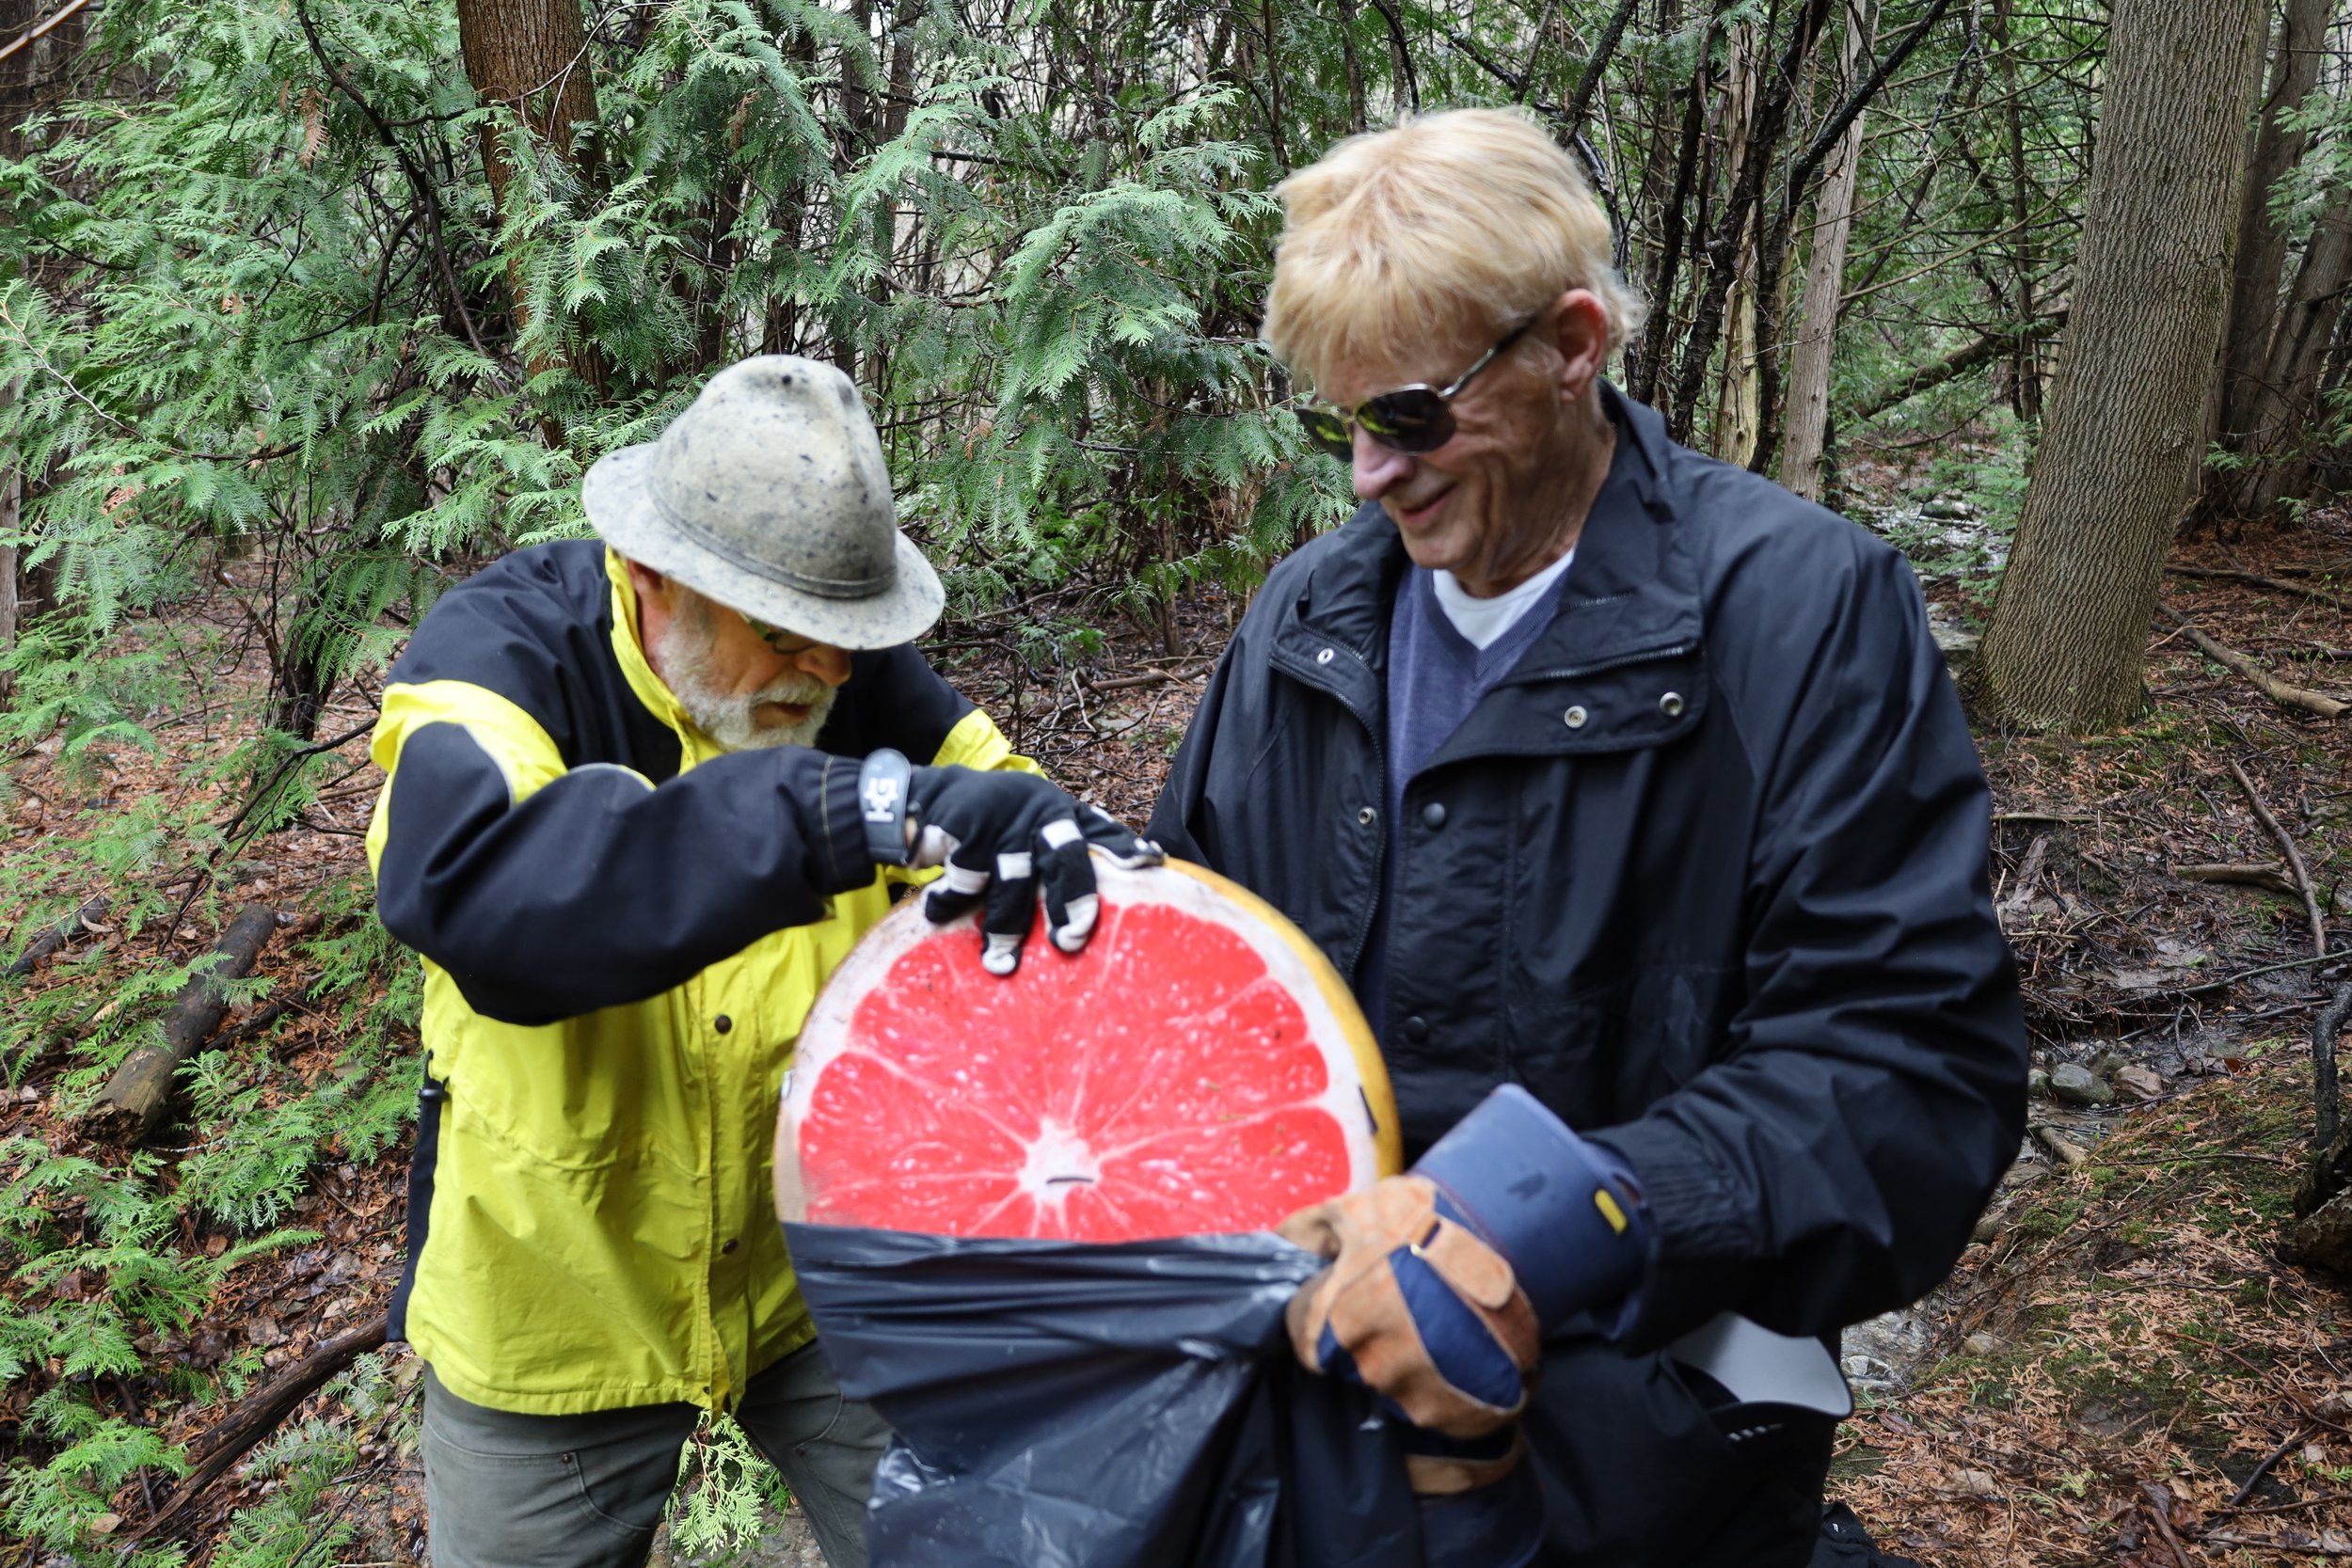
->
[1273,643,1388,985]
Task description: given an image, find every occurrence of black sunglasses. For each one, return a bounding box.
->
[736,609,820,657]
[1293,316,1536,460]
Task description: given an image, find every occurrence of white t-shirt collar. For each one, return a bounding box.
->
[1429,547,1577,651]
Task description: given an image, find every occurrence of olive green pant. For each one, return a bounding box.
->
[420,1339,891,1568]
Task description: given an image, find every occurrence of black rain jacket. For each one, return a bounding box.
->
[1147,390,2026,1567]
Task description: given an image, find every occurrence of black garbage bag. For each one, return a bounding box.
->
[785,1224,1424,1568]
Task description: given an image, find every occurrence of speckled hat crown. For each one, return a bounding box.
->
[581,356,943,650]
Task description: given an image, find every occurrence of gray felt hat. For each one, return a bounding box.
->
[581,356,943,650]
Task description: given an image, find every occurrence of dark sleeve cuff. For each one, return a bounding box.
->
[1584,1118,1766,1351]
[809,753,877,897]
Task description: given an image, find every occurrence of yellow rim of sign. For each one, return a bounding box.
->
[1159,856,1406,1180]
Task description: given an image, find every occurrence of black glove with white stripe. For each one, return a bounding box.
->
[858,751,1161,974]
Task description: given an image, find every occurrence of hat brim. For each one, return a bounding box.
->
[583,444,945,652]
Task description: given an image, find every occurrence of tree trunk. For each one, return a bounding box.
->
[2,0,20,705]
[2245,193,2352,517]
[2214,0,2331,450]
[1631,13,1713,410]
[264,608,338,743]
[1334,0,1366,134]
[1667,0,1835,446]
[1779,0,1877,499]
[1748,0,1957,473]
[0,470,16,709]
[0,374,16,707]
[1,0,76,700]
[454,0,601,396]
[0,514,16,709]
[1990,0,2042,420]
[1978,0,2268,731]
[1710,23,1762,464]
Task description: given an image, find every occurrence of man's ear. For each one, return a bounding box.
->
[624,558,671,604]
[1543,289,1612,402]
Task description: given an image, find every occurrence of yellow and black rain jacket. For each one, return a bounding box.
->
[365,540,1033,1415]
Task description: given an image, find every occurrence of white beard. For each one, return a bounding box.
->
[652,598,840,751]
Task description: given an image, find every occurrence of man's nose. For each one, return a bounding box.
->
[793,642,852,688]
[1351,427,1413,500]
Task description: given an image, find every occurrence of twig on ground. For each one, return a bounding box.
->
[2096,1151,2295,1169]
[2229,1422,2318,1509]
[214,996,297,1053]
[4,895,110,978]
[2217,1490,2352,1518]
[2228,758,2331,961]
[1086,662,1213,693]
[2160,607,2350,721]
[2140,1481,2196,1568]
[2226,950,2352,986]
[2199,1531,2352,1556]
[2168,564,2352,613]
[168,719,375,938]
[126,1313,391,1544]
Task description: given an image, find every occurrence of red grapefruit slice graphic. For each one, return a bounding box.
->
[775,857,1400,1240]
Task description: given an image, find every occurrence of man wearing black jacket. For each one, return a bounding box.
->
[1147,109,2024,1567]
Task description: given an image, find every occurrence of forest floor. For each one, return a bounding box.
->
[2,487,2350,1566]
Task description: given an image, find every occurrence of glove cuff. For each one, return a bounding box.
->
[856,749,914,867]
[1414,1085,1647,1328]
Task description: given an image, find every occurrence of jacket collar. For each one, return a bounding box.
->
[604,546,730,766]
[1273,386,1703,689]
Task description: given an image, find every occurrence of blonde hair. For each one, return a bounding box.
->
[1264,108,1645,388]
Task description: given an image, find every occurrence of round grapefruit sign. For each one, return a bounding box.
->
[775,858,1401,1241]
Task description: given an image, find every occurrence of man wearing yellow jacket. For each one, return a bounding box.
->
[366,356,1155,1568]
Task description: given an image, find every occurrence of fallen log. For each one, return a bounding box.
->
[84,905,279,1144]
[2160,606,2350,720]
[2030,1123,2088,1170]
[2177,861,2301,897]
[4,895,110,979]
[127,1311,390,1545]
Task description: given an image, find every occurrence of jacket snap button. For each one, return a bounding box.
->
[713,1015,733,1034]
[1564,705,1589,729]
[1315,647,1335,665]
[722,1238,739,1255]
[1659,691,1686,718]
[1422,802,1447,829]
[1357,805,1377,827]
[1403,1015,1430,1042]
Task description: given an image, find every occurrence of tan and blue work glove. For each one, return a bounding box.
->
[1276,1085,1649,1481]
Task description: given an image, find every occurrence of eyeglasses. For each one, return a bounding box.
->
[737,610,820,657]
[1293,317,1537,460]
